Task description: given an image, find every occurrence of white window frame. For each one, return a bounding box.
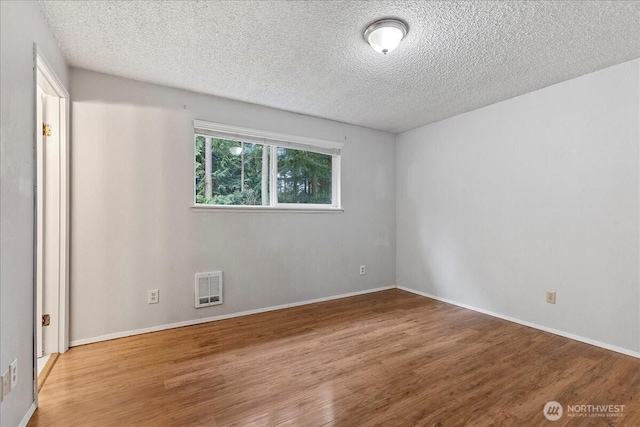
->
[192,120,343,212]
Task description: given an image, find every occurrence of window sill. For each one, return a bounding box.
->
[190,204,344,213]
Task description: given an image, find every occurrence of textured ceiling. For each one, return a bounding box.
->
[38,1,640,133]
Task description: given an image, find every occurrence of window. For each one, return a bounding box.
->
[276,147,332,205]
[193,120,342,210]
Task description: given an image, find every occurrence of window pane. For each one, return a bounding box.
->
[277,147,332,204]
[195,136,269,205]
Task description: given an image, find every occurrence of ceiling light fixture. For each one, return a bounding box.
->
[364,19,408,55]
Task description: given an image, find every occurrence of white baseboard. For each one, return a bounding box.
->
[19,401,37,427]
[70,286,396,347]
[397,286,640,359]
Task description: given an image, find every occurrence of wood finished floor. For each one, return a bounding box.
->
[30,289,640,426]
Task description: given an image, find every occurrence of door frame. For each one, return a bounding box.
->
[33,44,70,383]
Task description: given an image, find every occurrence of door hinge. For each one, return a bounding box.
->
[42,314,51,326]
[43,123,51,137]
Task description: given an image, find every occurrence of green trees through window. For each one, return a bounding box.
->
[195,137,266,205]
[195,136,333,206]
[277,147,331,204]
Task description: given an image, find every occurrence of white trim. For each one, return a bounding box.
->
[19,402,37,427]
[35,45,70,354]
[32,45,69,417]
[59,92,70,354]
[35,49,69,98]
[70,286,395,347]
[191,204,344,213]
[193,119,343,153]
[269,144,278,206]
[397,286,640,359]
[36,84,44,358]
[331,154,341,208]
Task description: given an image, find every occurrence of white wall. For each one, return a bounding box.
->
[0,2,69,426]
[69,68,396,343]
[397,59,640,354]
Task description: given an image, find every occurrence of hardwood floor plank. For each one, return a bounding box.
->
[37,353,59,392]
[29,289,640,426]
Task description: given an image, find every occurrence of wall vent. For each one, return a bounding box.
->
[195,271,223,308]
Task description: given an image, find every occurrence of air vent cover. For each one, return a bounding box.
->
[195,271,223,308]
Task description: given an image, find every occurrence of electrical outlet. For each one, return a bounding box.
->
[10,359,17,389]
[148,289,159,304]
[1,370,10,399]
[546,291,556,304]
[359,265,366,275]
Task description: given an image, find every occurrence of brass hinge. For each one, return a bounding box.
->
[42,314,51,326]
[43,123,51,137]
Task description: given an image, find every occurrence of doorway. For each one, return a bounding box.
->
[34,46,69,391]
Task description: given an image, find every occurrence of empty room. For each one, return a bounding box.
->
[1,0,640,425]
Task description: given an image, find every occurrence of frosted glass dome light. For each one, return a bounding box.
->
[364,19,408,54]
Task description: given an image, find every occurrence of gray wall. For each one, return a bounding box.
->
[396,59,640,354]
[0,2,69,426]
[69,68,396,343]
